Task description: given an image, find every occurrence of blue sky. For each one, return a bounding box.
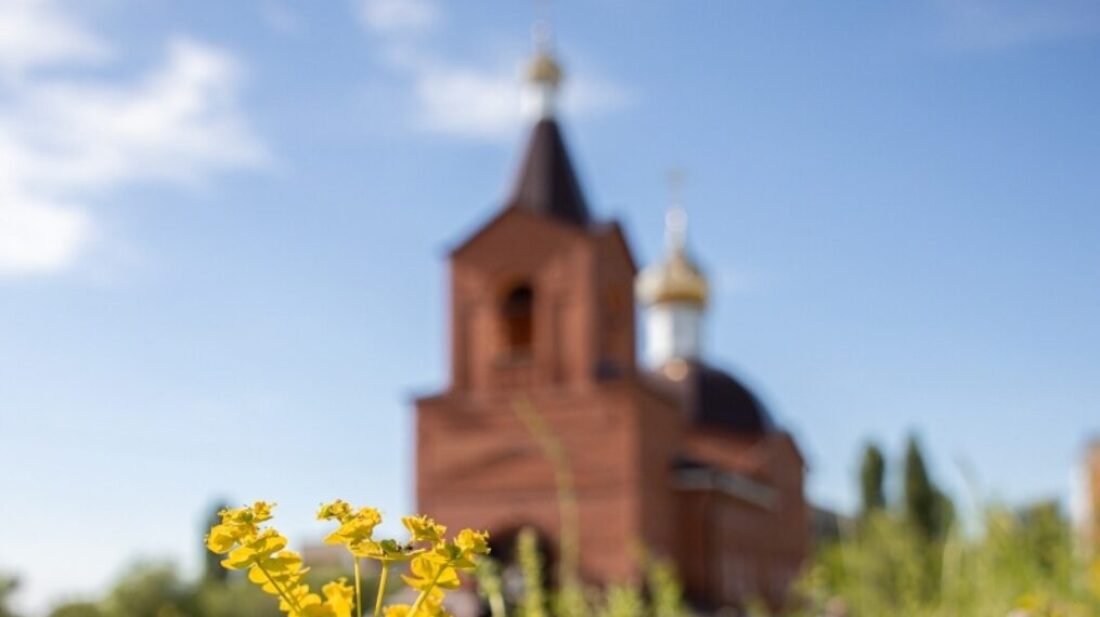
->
[1,0,1099,611]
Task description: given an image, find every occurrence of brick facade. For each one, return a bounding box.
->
[414,120,809,611]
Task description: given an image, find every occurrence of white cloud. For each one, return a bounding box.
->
[358,0,438,35]
[0,1,265,278]
[411,60,631,141]
[356,0,630,141]
[934,0,1100,51]
[0,0,109,76]
[411,64,520,139]
[0,194,90,276]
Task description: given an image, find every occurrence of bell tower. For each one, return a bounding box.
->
[446,46,636,394]
[415,42,661,588]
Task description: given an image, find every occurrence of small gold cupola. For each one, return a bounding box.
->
[637,208,709,308]
[637,199,710,367]
[527,50,562,87]
[525,20,563,120]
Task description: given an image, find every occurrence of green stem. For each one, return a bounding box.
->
[354,559,363,617]
[373,561,390,617]
[408,560,454,616]
[257,563,303,616]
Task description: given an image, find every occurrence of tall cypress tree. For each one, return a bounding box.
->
[903,435,938,539]
[859,443,887,516]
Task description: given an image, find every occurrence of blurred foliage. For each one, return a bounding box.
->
[44,562,368,617]
[478,530,689,617]
[793,438,1100,617]
[1,575,20,617]
[48,602,103,617]
[102,562,194,617]
[858,443,886,517]
[795,503,1100,616]
[515,528,546,617]
[902,435,952,541]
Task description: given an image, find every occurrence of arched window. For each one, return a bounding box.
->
[501,284,534,354]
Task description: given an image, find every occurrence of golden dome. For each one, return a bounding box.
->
[637,246,709,306]
[527,51,563,87]
[636,207,709,307]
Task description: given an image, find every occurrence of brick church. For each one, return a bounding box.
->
[414,46,809,611]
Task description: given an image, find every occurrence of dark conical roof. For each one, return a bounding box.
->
[506,118,591,227]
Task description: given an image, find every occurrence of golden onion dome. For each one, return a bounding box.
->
[527,50,563,87]
[637,247,709,307]
[636,207,709,307]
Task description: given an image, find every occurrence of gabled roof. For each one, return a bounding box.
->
[506,118,591,227]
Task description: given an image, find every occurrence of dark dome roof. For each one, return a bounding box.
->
[657,361,775,434]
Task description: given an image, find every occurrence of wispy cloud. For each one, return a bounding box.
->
[0,0,109,77]
[0,1,265,278]
[406,57,630,141]
[715,264,768,297]
[357,0,439,35]
[357,0,630,141]
[933,0,1100,51]
[260,2,301,35]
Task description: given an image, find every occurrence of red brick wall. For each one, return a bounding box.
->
[417,208,809,607]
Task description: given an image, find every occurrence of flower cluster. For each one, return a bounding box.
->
[206,500,489,617]
[206,502,355,617]
[316,500,490,617]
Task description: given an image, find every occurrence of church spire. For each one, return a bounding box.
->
[637,173,709,367]
[506,27,591,227]
[527,19,561,119]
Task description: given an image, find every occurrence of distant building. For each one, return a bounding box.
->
[1072,440,1100,557]
[301,542,354,571]
[414,45,808,611]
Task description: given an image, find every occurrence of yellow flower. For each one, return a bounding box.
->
[206,523,243,554]
[291,591,326,617]
[300,605,335,617]
[322,578,355,617]
[263,550,306,576]
[323,508,382,547]
[251,501,275,522]
[402,553,460,591]
[454,530,489,557]
[402,515,446,544]
[207,501,278,555]
[351,538,419,562]
[317,500,354,523]
[206,499,477,617]
[424,539,479,570]
[221,529,289,570]
[220,501,275,526]
[383,589,450,617]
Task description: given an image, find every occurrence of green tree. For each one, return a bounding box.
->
[102,562,195,617]
[859,442,887,516]
[1017,500,1071,580]
[0,575,19,617]
[903,435,942,539]
[47,602,103,617]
